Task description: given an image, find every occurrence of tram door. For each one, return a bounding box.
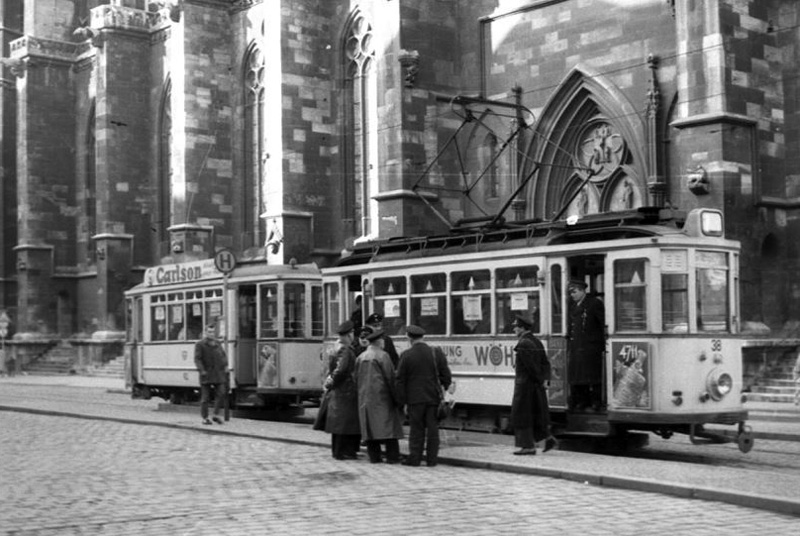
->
[236,285,258,386]
[566,255,607,410]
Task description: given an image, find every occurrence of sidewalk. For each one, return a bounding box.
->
[1,373,799,517]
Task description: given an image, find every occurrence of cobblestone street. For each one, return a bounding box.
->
[1,411,798,536]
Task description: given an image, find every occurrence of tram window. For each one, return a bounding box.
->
[152,304,167,341]
[168,303,185,340]
[259,284,279,338]
[662,274,689,332]
[614,259,647,332]
[551,265,563,333]
[374,276,407,336]
[325,283,341,337]
[285,283,306,337]
[312,286,324,337]
[696,251,729,332]
[238,287,257,339]
[451,270,490,334]
[186,300,204,340]
[496,266,540,334]
[205,300,223,325]
[410,274,446,334]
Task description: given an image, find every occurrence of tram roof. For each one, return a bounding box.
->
[336,207,707,266]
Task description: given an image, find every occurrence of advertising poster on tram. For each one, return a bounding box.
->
[611,341,651,409]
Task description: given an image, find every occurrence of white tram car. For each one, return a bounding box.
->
[322,207,754,451]
[125,259,324,410]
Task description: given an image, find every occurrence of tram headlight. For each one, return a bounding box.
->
[706,369,733,401]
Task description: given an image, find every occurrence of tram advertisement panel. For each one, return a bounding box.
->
[257,343,279,388]
[610,341,651,409]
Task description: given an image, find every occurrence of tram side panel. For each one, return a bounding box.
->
[139,343,200,397]
[256,341,324,395]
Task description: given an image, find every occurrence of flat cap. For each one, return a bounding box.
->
[405,325,426,337]
[512,315,533,329]
[366,313,384,324]
[336,320,355,335]
[568,279,588,290]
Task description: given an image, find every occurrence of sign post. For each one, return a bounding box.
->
[213,249,236,421]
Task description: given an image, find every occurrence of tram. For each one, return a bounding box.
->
[125,258,324,410]
[322,207,754,452]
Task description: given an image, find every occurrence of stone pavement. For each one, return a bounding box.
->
[1,374,799,521]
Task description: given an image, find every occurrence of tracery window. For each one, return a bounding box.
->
[244,44,266,247]
[343,12,377,238]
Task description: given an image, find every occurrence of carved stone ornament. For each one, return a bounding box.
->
[398,49,420,88]
[686,165,710,195]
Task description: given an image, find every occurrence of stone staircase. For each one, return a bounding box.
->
[89,354,126,379]
[23,343,77,375]
[746,360,798,404]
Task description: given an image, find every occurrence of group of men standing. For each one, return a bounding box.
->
[320,314,452,466]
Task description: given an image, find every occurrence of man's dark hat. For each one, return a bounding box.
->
[365,328,384,342]
[512,315,533,329]
[405,325,425,337]
[357,326,373,339]
[568,279,588,290]
[366,313,384,324]
[336,320,355,335]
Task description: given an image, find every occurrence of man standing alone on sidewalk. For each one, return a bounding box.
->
[194,322,228,425]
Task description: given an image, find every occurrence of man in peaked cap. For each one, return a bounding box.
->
[510,314,556,455]
[566,278,606,412]
[322,319,361,460]
[395,325,451,467]
[366,313,399,369]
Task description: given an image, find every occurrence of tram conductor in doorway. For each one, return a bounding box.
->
[511,314,557,455]
[194,321,229,425]
[566,279,606,411]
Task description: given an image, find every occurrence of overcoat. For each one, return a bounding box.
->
[324,342,361,435]
[355,346,404,440]
[194,337,227,385]
[396,342,451,406]
[567,294,606,385]
[511,332,550,439]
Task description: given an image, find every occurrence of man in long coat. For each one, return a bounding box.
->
[510,314,557,455]
[194,322,228,425]
[567,279,606,411]
[395,325,452,467]
[324,320,361,460]
[355,327,404,463]
[365,313,399,368]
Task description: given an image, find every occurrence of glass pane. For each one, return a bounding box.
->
[451,294,491,334]
[312,286,324,337]
[551,265,563,333]
[374,298,406,336]
[238,287,257,339]
[284,283,306,338]
[662,273,688,332]
[168,303,185,340]
[697,268,728,332]
[411,273,446,293]
[374,276,405,296]
[259,284,278,338]
[452,270,490,291]
[497,292,540,334]
[614,259,647,331]
[186,300,204,340]
[411,295,446,334]
[497,266,539,288]
[205,300,223,327]
[151,305,166,341]
[325,283,340,337]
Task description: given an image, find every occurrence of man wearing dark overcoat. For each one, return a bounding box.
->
[324,320,362,460]
[510,314,557,455]
[194,322,228,425]
[395,325,452,467]
[567,279,606,411]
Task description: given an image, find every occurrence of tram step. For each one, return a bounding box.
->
[565,413,611,435]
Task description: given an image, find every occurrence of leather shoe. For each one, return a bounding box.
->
[544,437,558,453]
[513,448,536,455]
[202,418,213,425]
[212,416,223,424]
[401,460,421,466]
